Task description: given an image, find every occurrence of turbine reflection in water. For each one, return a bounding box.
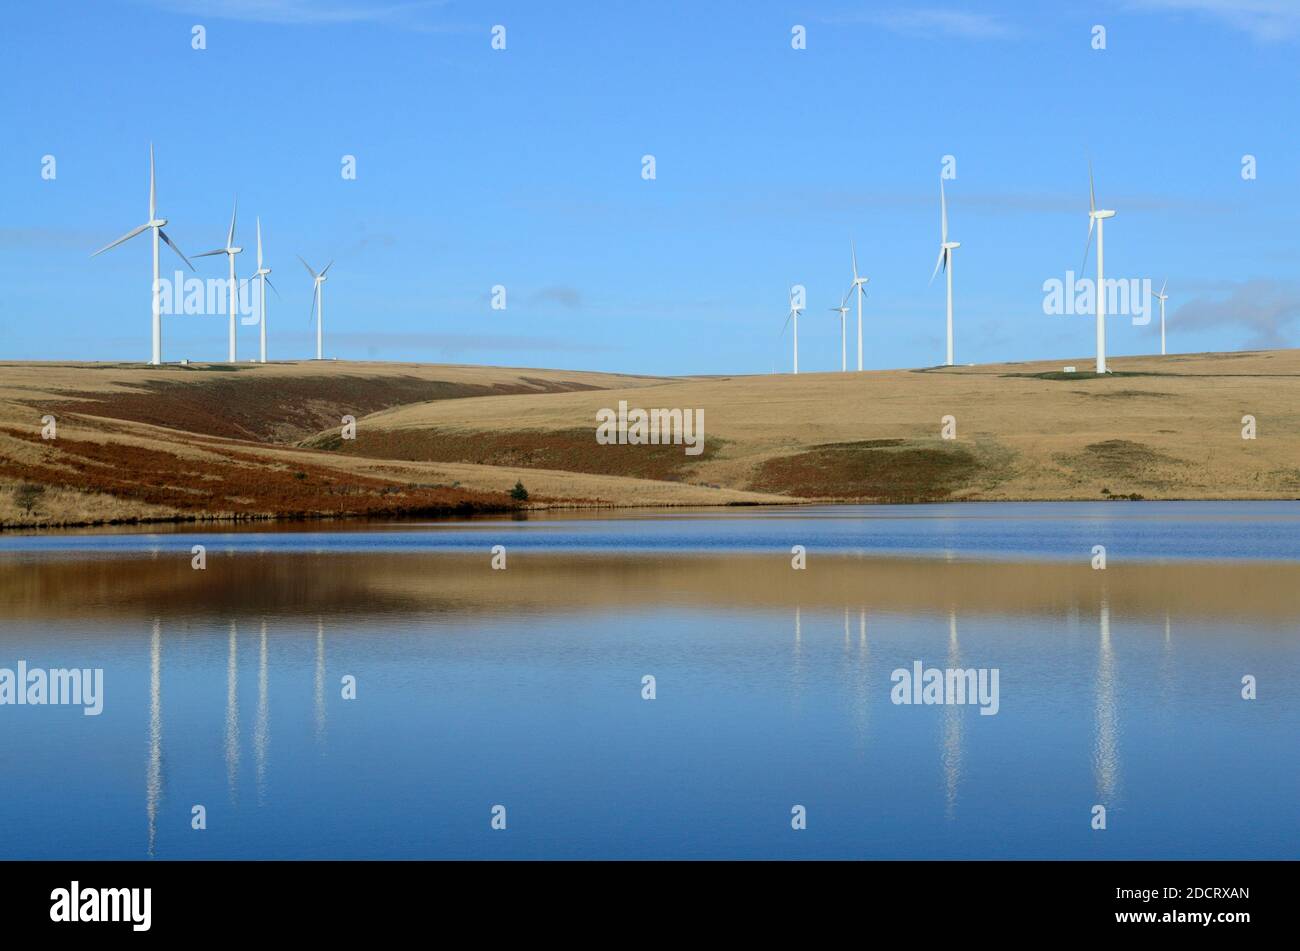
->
[942,610,963,820]
[146,618,162,857]
[225,620,239,797]
[255,621,269,802]
[1093,597,1121,803]
[314,618,327,746]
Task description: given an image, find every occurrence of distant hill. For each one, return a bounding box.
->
[3,351,1298,528]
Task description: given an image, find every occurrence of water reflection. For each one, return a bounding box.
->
[146,618,162,857]
[0,543,1292,859]
[942,610,963,820]
[1093,596,1121,803]
[225,620,239,797]
[314,618,327,747]
[255,621,269,802]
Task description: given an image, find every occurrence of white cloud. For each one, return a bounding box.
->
[826,7,1017,39]
[139,0,449,28]
[1174,279,1300,348]
[1127,0,1300,42]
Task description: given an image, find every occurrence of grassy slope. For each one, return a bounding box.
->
[2,350,1298,528]
[339,349,1300,502]
[0,361,779,528]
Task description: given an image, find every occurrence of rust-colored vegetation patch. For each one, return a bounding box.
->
[750,439,995,501]
[42,374,605,443]
[310,427,718,483]
[0,426,511,522]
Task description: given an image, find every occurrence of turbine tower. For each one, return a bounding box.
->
[1082,162,1117,374]
[1152,279,1168,356]
[850,242,869,371]
[299,256,333,360]
[830,290,850,372]
[781,293,803,374]
[195,199,243,363]
[930,178,961,366]
[91,143,194,365]
[249,218,277,363]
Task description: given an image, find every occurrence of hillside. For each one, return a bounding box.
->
[2,351,1299,528]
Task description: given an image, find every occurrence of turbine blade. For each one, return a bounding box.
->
[1082,217,1095,274]
[1088,160,1096,215]
[227,197,237,249]
[851,240,859,281]
[256,217,263,268]
[266,276,280,299]
[930,246,945,285]
[159,230,195,270]
[319,260,334,277]
[149,142,156,220]
[91,222,150,256]
[194,249,227,258]
[1159,278,1167,298]
[309,284,319,324]
[940,178,948,243]
[298,254,317,279]
[780,310,792,336]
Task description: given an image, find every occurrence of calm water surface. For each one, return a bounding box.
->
[1,502,1297,859]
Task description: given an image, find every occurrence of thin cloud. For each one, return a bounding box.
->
[330,332,613,353]
[1127,0,1300,41]
[1174,279,1300,348]
[138,0,452,28]
[826,7,1018,39]
[527,286,583,309]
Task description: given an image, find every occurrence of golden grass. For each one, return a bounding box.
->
[3,350,1299,528]
[357,349,1300,501]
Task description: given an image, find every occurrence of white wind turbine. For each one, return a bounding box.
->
[299,256,333,360]
[247,218,278,363]
[91,143,194,365]
[1152,279,1168,356]
[780,292,803,374]
[850,242,869,371]
[929,178,961,366]
[829,289,851,372]
[1082,162,1117,374]
[195,198,243,363]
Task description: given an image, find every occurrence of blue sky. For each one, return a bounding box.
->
[2,0,1298,373]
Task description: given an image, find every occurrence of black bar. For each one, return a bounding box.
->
[0,860,1281,938]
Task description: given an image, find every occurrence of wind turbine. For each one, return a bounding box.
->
[850,242,869,371]
[829,289,850,372]
[195,198,243,363]
[929,178,961,366]
[299,256,333,360]
[1152,279,1168,356]
[780,292,803,374]
[91,143,194,365]
[1082,162,1117,374]
[247,218,278,363]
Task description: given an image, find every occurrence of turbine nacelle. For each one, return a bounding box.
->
[1091,209,1117,220]
[943,241,961,250]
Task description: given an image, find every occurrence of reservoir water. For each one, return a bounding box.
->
[1,502,1297,858]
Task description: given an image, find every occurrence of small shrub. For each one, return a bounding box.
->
[14,482,45,515]
[510,480,529,502]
